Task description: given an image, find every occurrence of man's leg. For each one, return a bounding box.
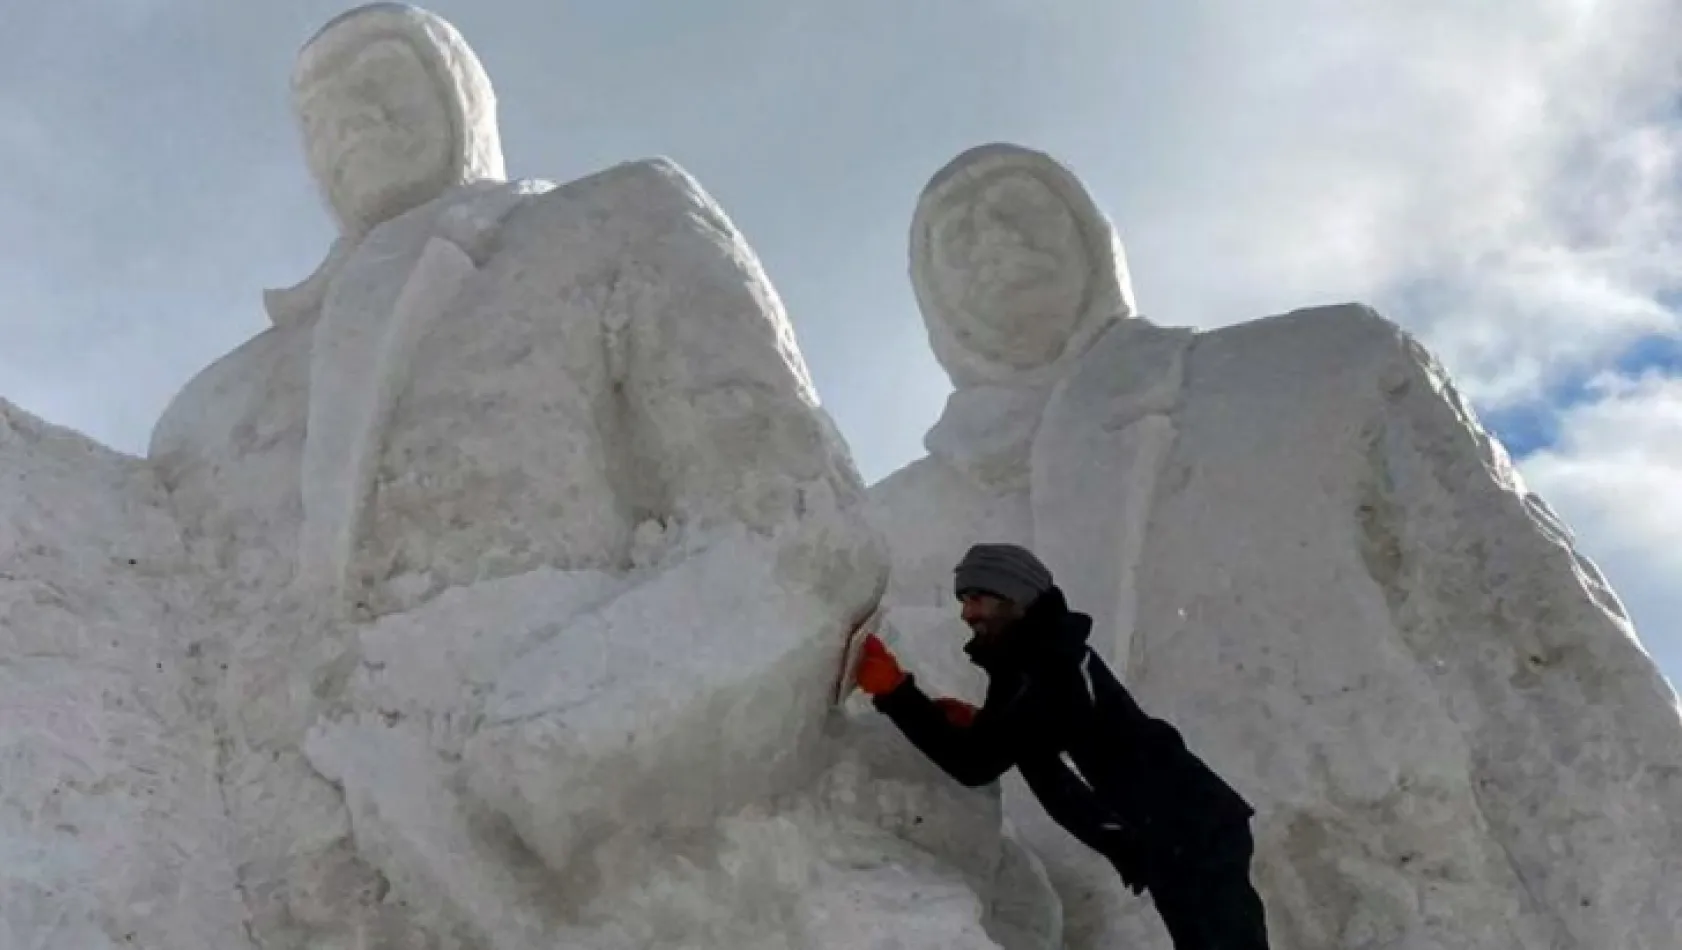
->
[1149,872,1270,949]
[1147,883,1205,949]
[1198,868,1271,949]
[1147,823,1271,949]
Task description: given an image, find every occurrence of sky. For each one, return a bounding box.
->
[2,0,1678,686]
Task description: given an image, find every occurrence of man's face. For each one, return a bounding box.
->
[959,590,1023,641]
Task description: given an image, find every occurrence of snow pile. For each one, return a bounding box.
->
[0,402,252,950]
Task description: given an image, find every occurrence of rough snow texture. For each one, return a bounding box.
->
[0,402,253,950]
[459,524,878,858]
[868,141,1682,950]
[1119,306,1682,948]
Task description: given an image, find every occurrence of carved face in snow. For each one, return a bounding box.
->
[911,143,1133,389]
[926,170,1092,371]
[298,36,453,234]
[290,4,505,238]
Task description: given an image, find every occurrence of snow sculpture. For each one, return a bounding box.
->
[6,6,1678,944]
[870,142,1182,947]
[134,5,1001,948]
[0,404,994,950]
[869,143,1682,949]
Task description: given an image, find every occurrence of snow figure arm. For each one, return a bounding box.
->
[614,160,863,552]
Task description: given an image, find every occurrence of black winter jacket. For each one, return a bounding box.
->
[873,586,1254,876]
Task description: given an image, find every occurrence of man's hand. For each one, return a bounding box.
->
[1099,823,1150,895]
[933,697,978,728]
[856,633,906,696]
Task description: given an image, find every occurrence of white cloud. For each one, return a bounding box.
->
[1050,0,1682,405]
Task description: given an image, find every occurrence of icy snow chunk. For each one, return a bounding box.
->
[463,513,887,878]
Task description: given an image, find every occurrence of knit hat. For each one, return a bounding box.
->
[953,543,1054,607]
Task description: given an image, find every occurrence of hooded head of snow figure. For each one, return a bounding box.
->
[293,2,506,239]
[910,143,1135,389]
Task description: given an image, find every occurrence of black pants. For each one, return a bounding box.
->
[1145,822,1270,950]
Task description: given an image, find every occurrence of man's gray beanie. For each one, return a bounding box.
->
[954,543,1054,607]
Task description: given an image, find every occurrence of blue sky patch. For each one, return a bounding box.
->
[1479,332,1682,458]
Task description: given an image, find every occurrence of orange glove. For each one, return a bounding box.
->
[856,633,906,696]
[933,697,978,727]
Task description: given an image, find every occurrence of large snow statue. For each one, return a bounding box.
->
[870,142,1185,948]
[869,142,1682,950]
[4,4,1679,946]
[138,4,993,948]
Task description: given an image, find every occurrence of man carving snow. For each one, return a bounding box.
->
[858,542,1270,949]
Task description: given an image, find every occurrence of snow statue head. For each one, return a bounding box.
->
[293,2,506,237]
[910,143,1135,388]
